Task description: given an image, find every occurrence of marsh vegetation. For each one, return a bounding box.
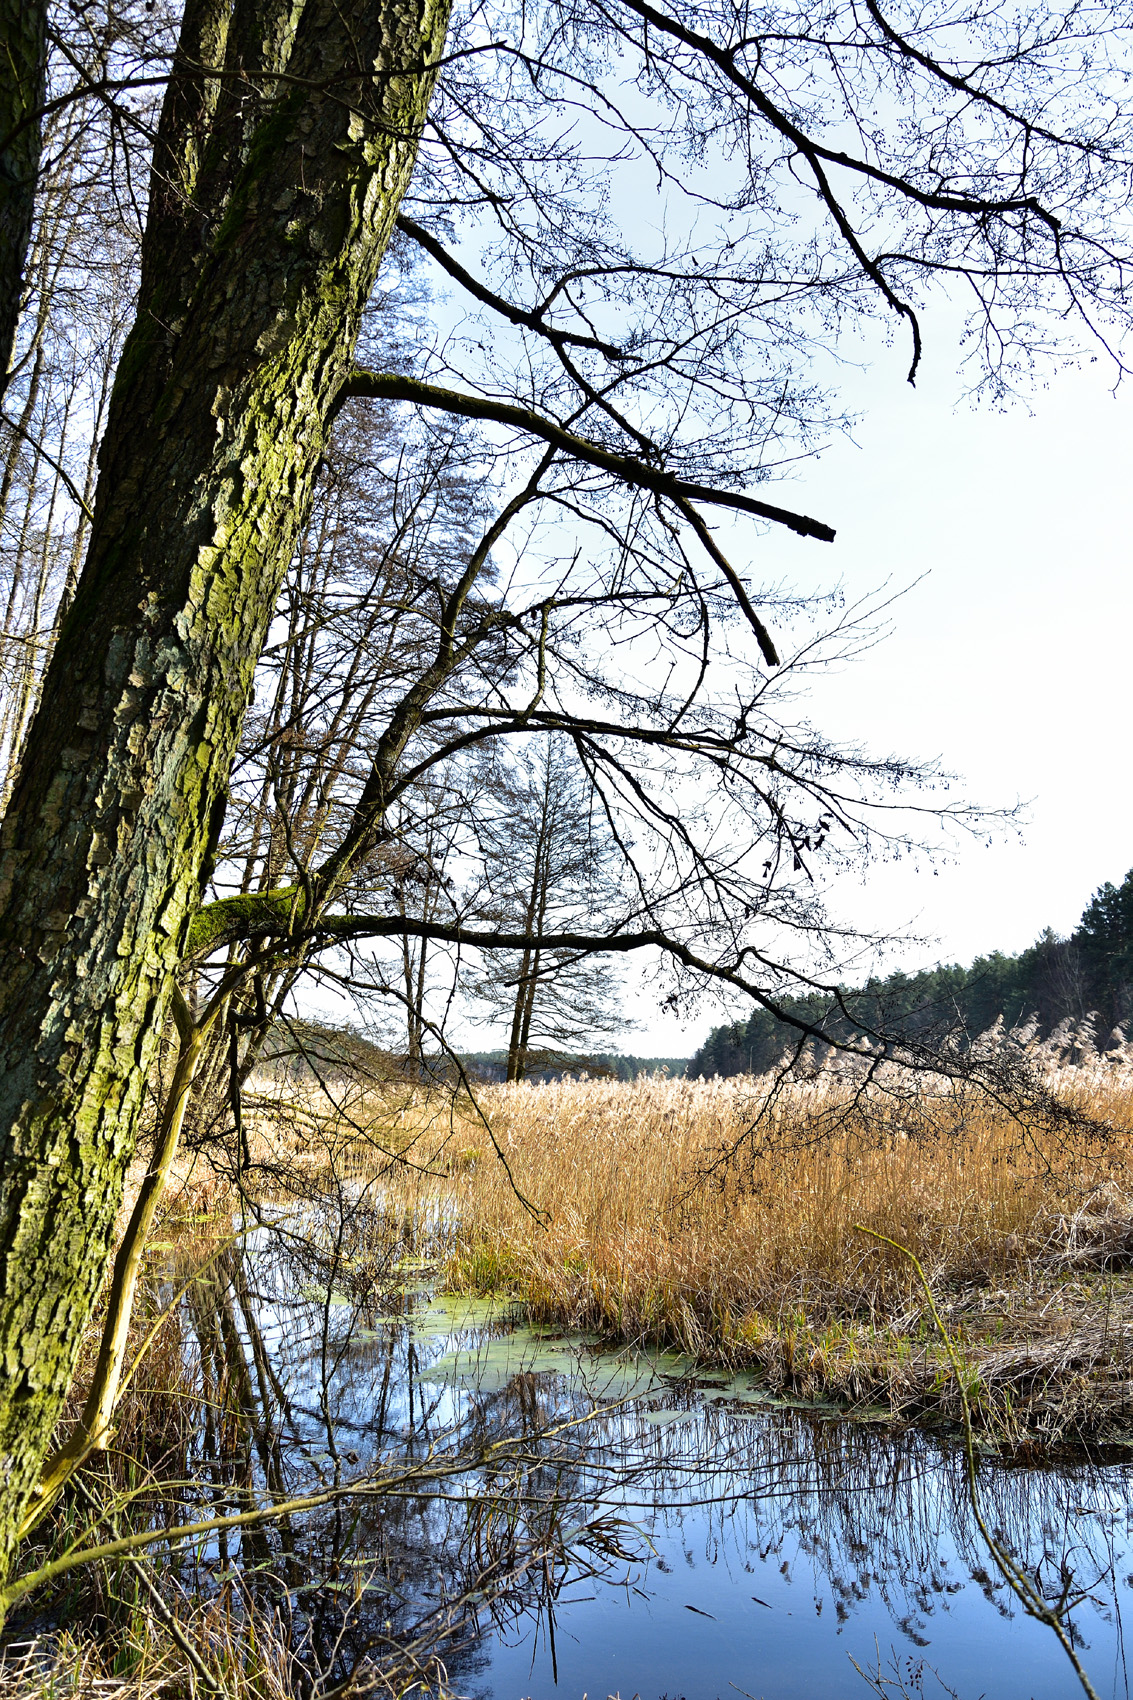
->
[7,1035,1133,1698]
[443,1055,1133,1446]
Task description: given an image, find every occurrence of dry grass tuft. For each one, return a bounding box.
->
[0,1598,308,1700]
[0,1585,452,1700]
[438,1064,1133,1441]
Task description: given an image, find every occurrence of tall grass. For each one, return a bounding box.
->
[14,1051,1133,1691]
[99,1051,1133,1438]
[0,1587,409,1700]
[439,1064,1133,1437]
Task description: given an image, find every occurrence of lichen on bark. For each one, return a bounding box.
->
[0,0,451,1587]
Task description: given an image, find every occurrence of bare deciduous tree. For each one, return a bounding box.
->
[2,0,1133,1591]
[472,737,628,1080]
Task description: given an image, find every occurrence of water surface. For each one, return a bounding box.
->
[158,1209,1133,1700]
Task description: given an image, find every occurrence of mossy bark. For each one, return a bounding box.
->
[0,0,450,1586]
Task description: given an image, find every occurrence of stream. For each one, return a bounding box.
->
[148,1206,1133,1700]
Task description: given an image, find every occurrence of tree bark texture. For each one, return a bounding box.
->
[0,0,47,394]
[0,0,449,1579]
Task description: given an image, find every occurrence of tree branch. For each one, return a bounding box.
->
[184,901,873,1060]
[395,215,626,359]
[342,369,836,542]
[671,493,779,665]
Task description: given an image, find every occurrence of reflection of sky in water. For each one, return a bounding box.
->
[181,1210,1133,1700]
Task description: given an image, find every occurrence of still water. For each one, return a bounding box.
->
[164,1208,1133,1700]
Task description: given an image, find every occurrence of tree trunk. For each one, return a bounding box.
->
[0,0,449,1585]
[0,0,47,395]
[505,772,554,1082]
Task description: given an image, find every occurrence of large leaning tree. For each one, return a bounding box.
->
[1,0,1133,1585]
[0,0,454,1575]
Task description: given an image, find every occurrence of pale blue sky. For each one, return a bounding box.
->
[633,340,1133,1054]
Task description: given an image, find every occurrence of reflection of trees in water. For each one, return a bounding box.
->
[586,1402,1132,1658]
[133,1208,1133,1693]
[143,1216,632,1692]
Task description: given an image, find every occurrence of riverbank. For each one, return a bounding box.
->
[11,1054,1133,1698]
[88,1054,1133,1447]
[437,1064,1133,1446]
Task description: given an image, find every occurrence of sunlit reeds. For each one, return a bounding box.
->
[18,1039,1133,1693]
[433,1052,1133,1438]
[108,1035,1133,1439]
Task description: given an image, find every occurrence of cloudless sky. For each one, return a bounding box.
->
[395,45,1133,1062]
[630,331,1133,1056]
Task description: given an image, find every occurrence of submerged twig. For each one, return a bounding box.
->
[856,1225,1101,1700]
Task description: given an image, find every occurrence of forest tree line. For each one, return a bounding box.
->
[691,870,1133,1077]
[4,0,1133,1595]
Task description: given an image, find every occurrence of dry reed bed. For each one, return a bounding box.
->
[437,1067,1133,1442]
[0,1593,410,1700]
[90,1057,1133,1457]
[19,1062,1133,1692]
